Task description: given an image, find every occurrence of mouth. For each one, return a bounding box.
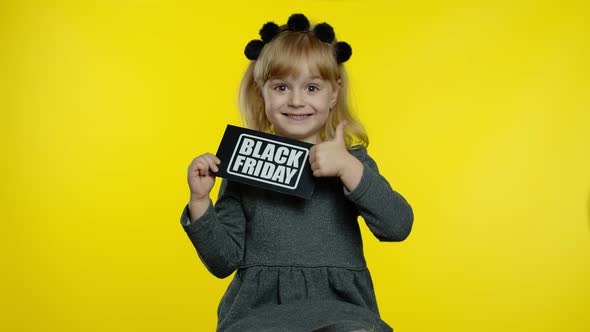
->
[282,113,313,121]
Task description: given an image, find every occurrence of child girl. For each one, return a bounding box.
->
[181,14,413,332]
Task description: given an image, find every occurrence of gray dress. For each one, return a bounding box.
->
[180,147,413,331]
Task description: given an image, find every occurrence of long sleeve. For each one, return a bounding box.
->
[344,148,414,242]
[180,179,247,278]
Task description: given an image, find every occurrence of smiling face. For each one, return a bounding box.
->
[261,63,339,144]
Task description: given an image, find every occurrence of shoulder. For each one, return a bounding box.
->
[347,145,379,171]
[347,145,367,159]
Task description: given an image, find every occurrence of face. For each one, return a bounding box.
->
[261,64,339,144]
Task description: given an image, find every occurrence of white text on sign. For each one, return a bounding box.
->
[228,136,306,188]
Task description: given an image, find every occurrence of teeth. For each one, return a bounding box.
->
[286,114,310,120]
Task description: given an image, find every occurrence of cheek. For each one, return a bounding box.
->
[264,95,285,113]
[263,97,281,121]
[312,96,332,112]
[261,92,273,114]
[264,99,277,116]
[261,87,273,106]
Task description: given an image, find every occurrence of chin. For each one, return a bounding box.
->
[275,128,312,141]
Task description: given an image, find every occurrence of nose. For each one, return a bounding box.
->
[288,90,305,108]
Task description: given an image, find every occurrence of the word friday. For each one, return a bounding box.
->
[229,135,306,189]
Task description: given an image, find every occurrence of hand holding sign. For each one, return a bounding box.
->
[187,153,221,200]
[309,121,364,191]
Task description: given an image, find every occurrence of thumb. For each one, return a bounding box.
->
[334,120,347,142]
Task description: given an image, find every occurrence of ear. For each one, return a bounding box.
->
[330,79,341,108]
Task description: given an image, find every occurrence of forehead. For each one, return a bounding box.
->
[269,63,324,81]
[267,57,323,80]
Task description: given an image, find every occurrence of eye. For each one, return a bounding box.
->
[306,85,319,92]
[273,84,288,92]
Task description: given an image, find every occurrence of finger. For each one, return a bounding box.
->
[309,145,317,156]
[205,153,221,164]
[203,154,220,172]
[309,147,317,163]
[188,160,197,174]
[195,159,211,176]
[310,161,319,171]
[200,153,220,167]
[334,120,347,142]
[190,155,208,169]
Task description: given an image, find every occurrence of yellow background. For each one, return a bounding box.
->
[2,0,589,331]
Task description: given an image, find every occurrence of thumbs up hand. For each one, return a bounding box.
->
[309,121,360,180]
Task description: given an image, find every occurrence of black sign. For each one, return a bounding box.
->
[214,125,315,199]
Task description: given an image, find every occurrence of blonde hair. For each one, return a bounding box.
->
[238,29,368,148]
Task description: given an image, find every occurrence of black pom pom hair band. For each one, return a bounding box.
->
[244,13,352,64]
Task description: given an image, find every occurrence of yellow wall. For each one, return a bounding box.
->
[2,0,588,331]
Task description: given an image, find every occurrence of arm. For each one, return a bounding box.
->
[180,179,246,278]
[344,148,414,242]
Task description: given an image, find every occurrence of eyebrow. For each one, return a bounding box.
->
[269,76,324,82]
